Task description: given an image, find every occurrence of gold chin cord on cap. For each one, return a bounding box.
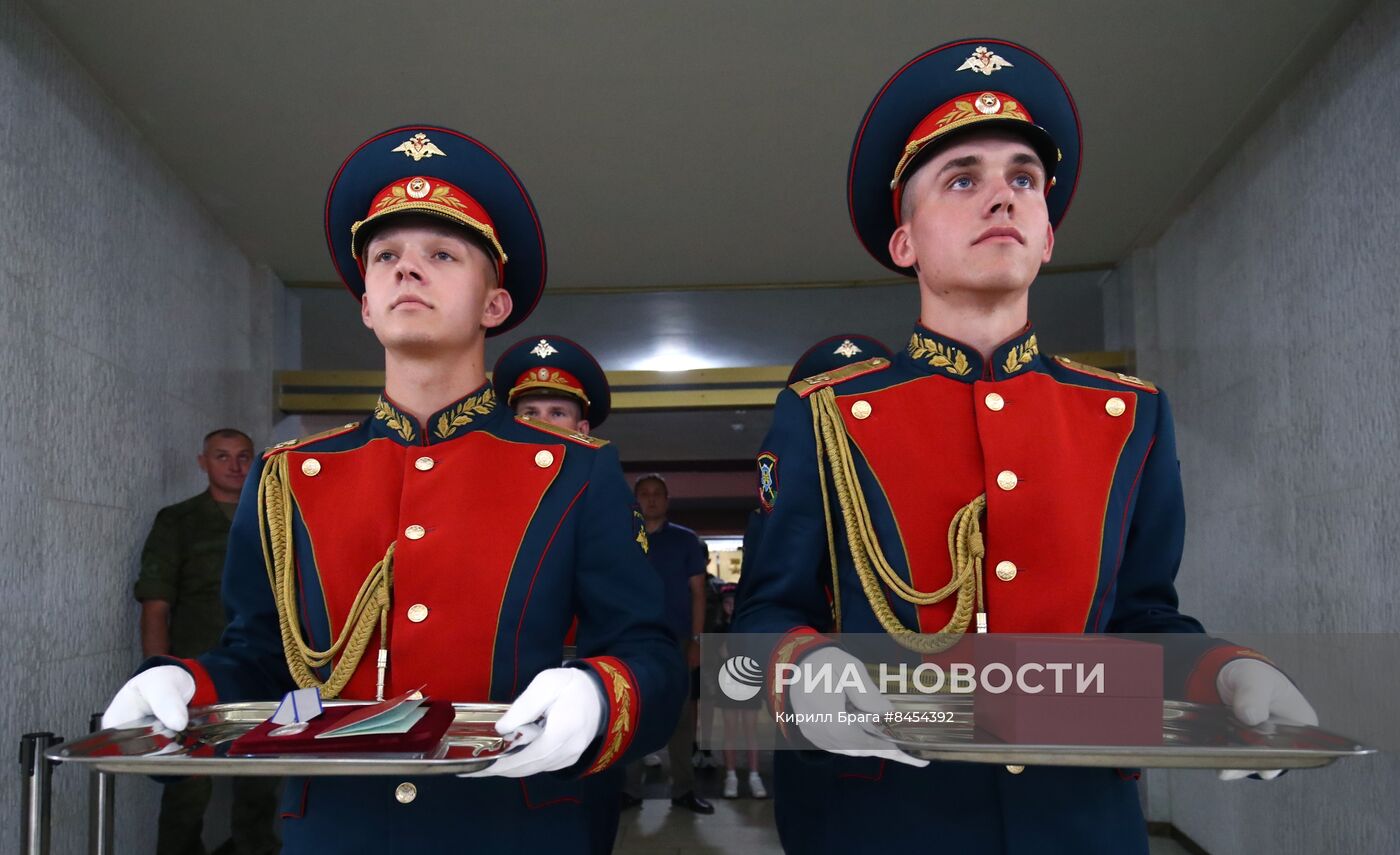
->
[810,386,987,653]
[259,453,394,700]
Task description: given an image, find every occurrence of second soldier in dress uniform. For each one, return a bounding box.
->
[103,125,683,853]
[494,334,611,435]
[733,40,1317,854]
[736,335,895,823]
[742,333,896,567]
[494,332,627,849]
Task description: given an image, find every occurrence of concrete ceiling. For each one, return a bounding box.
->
[31,0,1363,290]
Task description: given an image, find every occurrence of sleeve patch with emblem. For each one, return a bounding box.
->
[756,451,779,511]
[633,507,649,553]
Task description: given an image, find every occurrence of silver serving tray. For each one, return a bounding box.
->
[49,701,513,776]
[860,695,1374,770]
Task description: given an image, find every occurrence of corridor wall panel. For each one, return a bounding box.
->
[1125,0,1400,849]
[0,3,279,851]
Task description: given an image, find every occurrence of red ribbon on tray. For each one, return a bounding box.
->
[229,700,454,756]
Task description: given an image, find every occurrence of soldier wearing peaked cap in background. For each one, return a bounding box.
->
[495,332,635,850]
[494,334,612,435]
[733,40,1317,854]
[784,334,895,388]
[102,125,683,853]
[746,333,897,559]
[729,334,896,825]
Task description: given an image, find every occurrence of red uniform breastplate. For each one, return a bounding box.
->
[838,372,1137,632]
[283,434,563,700]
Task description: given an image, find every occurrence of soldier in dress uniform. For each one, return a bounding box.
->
[737,335,894,841]
[732,40,1317,854]
[744,333,896,566]
[494,332,629,848]
[785,335,894,390]
[494,334,610,435]
[102,125,683,853]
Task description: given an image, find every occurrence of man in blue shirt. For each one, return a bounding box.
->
[633,474,713,815]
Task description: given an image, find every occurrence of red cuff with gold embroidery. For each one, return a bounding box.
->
[175,658,221,707]
[768,627,833,739]
[1183,646,1273,704]
[577,656,639,775]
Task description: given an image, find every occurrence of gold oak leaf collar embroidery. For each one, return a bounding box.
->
[908,333,973,377]
[373,397,416,442]
[1001,333,1039,375]
[434,388,497,440]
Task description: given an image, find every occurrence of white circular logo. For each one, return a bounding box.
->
[717,655,763,701]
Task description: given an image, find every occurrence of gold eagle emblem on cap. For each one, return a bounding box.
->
[392,132,447,162]
[833,339,863,358]
[957,46,1013,76]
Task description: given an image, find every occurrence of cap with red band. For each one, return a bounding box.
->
[510,366,590,407]
[352,176,507,262]
[493,335,611,427]
[847,39,1082,274]
[325,125,546,337]
[350,175,508,284]
[888,90,1061,224]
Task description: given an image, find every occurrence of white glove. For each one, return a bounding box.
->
[1215,658,1318,781]
[101,666,196,731]
[460,667,604,778]
[786,647,927,767]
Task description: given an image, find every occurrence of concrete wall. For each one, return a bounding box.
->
[1123,0,1400,850]
[0,3,280,851]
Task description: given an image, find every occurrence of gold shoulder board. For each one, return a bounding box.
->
[1053,356,1158,392]
[262,421,361,460]
[789,357,892,398]
[516,416,609,447]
